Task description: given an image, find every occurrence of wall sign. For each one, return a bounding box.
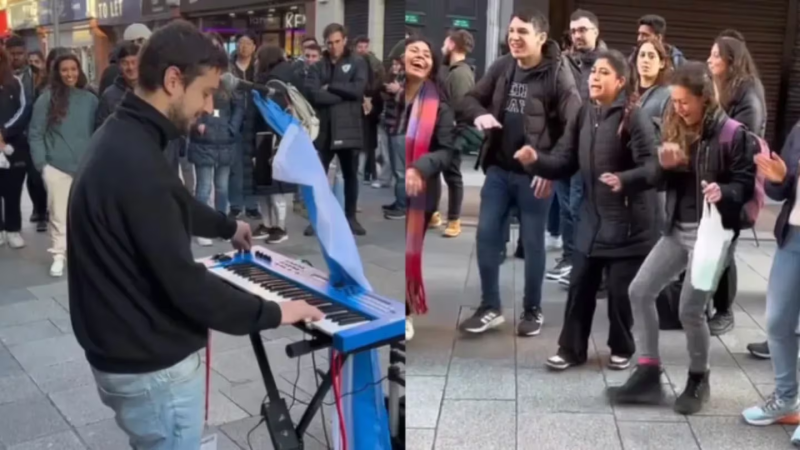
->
[284,11,305,29]
[96,0,141,25]
[38,0,89,26]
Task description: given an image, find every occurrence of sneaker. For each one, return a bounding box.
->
[7,232,24,249]
[382,202,397,211]
[36,221,47,233]
[428,212,442,228]
[406,317,414,341]
[545,235,562,251]
[443,220,461,238]
[607,364,664,405]
[708,311,735,336]
[228,209,242,220]
[348,218,367,236]
[253,225,272,240]
[674,371,710,415]
[459,306,505,334]
[371,181,383,188]
[742,392,800,426]
[267,228,288,244]
[196,237,213,247]
[0,231,6,246]
[792,426,800,446]
[546,349,581,371]
[546,259,572,281]
[245,209,263,220]
[50,255,65,277]
[517,307,543,336]
[30,212,43,223]
[303,224,315,236]
[384,209,406,220]
[747,341,770,359]
[558,271,571,289]
[608,355,631,370]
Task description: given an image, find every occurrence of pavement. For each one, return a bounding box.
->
[0,185,404,450]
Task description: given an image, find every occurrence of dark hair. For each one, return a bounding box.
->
[561,30,572,52]
[28,49,43,59]
[638,14,667,36]
[404,36,447,100]
[718,29,746,43]
[594,49,634,134]
[138,20,228,93]
[305,43,322,53]
[570,9,599,28]
[323,23,347,40]
[354,35,369,45]
[633,37,673,89]
[0,49,14,85]
[5,35,24,49]
[45,47,72,72]
[236,33,257,45]
[510,8,550,34]
[205,31,224,47]
[448,29,474,54]
[118,42,141,60]
[663,61,719,156]
[713,36,759,109]
[47,54,88,131]
[255,44,286,76]
[301,36,317,45]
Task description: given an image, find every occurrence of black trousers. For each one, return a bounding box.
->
[434,153,464,220]
[558,252,642,362]
[26,160,47,217]
[0,167,27,232]
[712,262,737,315]
[320,148,359,218]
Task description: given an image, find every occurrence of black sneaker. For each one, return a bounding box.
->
[459,306,505,334]
[514,240,524,259]
[708,311,734,336]
[608,355,631,370]
[517,307,543,336]
[36,221,47,233]
[607,364,664,405]
[253,225,272,240]
[267,228,288,244]
[384,209,406,220]
[348,218,367,236]
[747,341,770,359]
[29,212,44,223]
[558,271,571,289]
[303,224,315,236]
[674,371,710,415]
[546,349,581,371]
[546,259,572,281]
[228,209,242,220]
[382,202,397,211]
[245,209,263,220]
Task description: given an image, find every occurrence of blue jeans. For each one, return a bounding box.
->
[92,353,205,450]
[388,134,406,209]
[767,226,800,402]
[556,172,583,260]
[229,144,258,212]
[332,158,345,208]
[195,164,231,213]
[547,189,560,236]
[477,166,550,310]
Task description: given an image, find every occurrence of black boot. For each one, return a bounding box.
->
[607,364,664,404]
[348,217,366,236]
[674,371,710,415]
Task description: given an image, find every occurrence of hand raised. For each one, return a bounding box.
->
[599,173,622,193]
[754,152,787,184]
[514,145,538,166]
[474,114,502,131]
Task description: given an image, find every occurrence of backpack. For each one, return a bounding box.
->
[265,79,320,141]
[718,118,767,229]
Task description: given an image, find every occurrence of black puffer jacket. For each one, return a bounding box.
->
[531,96,659,257]
[725,79,766,138]
[187,88,244,167]
[96,76,131,129]
[566,40,608,101]
[0,76,32,169]
[638,85,670,126]
[459,40,581,173]
[304,49,368,151]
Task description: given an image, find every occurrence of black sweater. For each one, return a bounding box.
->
[68,93,282,374]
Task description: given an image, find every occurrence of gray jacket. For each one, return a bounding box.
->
[638,85,670,134]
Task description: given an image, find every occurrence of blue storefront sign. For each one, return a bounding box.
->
[38,0,88,25]
[95,0,141,26]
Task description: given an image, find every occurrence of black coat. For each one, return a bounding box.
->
[0,76,32,169]
[408,100,458,213]
[187,89,244,167]
[96,76,130,129]
[768,122,800,247]
[305,49,368,151]
[726,79,766,138]
[531,97,659,258]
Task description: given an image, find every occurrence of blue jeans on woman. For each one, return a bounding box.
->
[195,164,231,213]
[388,134,406,209]
[767,226,800,402]
[92,353,205,450]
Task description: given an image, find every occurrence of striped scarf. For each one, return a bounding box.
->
[405,80,439,316]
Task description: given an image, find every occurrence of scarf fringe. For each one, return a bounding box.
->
[405,252,428,315]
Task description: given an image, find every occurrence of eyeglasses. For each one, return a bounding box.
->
[570,27,595,36]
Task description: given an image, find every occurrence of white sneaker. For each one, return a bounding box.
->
[406,317,415,341]
[7,232,24,249]
[0,231,6,246]
[545,235,562,251]
[50,255,65,277]
[196,237,213,247]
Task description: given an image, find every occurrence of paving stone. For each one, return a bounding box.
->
[207,391,250,427]
[0,299,69,329]
[49,318,72,334]
[407,330,454,377]
[202,429,243,450]
[689,416,793,450]
[209,332,256,354]
[227,377,310,417]
[7,431,86,450]
[451,314,516,360]
[406,429,435,450]
[220,413,330,450]
[445,357,515,400]
[49,385,115,427]
[75,419,130,450]
[718,327,767,355]
[52,295,69,312]
[27,359,94,394]
[0,320,62,347]
[612,389,688,423]
[635,331,738,367]
[516,411,622,450]
[617,421,699,450]
[406,376,445,428]
[8,334,84,372]
[0,374,42,405]
[0,345,23,379]
[665,366,763,416]
[0,289,37,307]
[517,333,600,371]
[517,368,612,413]
[26,283,68,302]
[435,400,516,450]
[732,353,777,385]
[0,398,70,446]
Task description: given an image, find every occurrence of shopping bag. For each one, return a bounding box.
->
[690,202,734,292]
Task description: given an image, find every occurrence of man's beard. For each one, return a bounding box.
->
[167,102,193,134]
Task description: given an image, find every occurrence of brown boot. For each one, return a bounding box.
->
[443,219,462,238]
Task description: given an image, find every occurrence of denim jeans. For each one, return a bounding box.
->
[556,172,583,260]
[388,134,406,209]
[229,143,258,212]
[547,189,560,236]
[375,125,393,186]
[331,157,345,208]
[195,164,231,213]
[767,226,800,402]
[477,166,550,310]
[92,353,205,450]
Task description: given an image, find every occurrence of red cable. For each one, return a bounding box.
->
[205,332,211,424]
[333,352,347,450]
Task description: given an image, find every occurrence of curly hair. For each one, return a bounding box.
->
[713,37,759,109]
[662,61,720,158]
[47,53,88,131]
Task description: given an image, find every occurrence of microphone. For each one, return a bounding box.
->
[220,72,276,96]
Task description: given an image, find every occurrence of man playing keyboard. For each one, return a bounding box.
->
[67,21,323,450]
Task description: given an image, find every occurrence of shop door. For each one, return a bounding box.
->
[344,0,370,41]
[384,0,405,60]
[574,0,788,145]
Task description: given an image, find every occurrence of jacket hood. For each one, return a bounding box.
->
[668,44,684,59]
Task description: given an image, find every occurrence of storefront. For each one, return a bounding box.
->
[180,0,314,58]
[8,0,40,49]
[38,0,96,81]
[140,0,178,31]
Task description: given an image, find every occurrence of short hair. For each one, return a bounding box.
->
[138,20,228,93]
[28,50,43,59]
[638,14,667,36]
[510,8,550,34]
[236,33,257,45]
[570,9,599,28]
[718,29,746,43]
[205,31,224,47]
[302,36,317,44]
[354,35,369,45]
[255,45,286,75]
[323,23,347,40]
[118,42,141,60]
[5,35,24,49]
[448,29,474,54]
[305,43,322,53]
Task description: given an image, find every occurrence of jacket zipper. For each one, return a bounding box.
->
[625,195,632,238]
[589,108,600,252]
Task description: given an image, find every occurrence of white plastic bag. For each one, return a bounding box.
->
[691,202,734,292]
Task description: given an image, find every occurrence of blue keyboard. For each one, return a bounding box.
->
[200,246,406,353]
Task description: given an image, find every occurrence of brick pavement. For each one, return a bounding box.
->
[0,186,403,450]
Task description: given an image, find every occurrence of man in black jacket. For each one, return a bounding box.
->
[458,9,581,336]
[95,41,139,128]
[305,23,369,235]
[68,21,322,448]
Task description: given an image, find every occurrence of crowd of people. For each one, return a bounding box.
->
[405,7,800,445]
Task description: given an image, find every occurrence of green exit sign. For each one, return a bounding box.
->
[452,18,471,28]
[406,13,421,24]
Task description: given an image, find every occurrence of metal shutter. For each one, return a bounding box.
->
[384,0,405,60]
[344,0,370,42]
[782,4,800,143]
[574,0,787,145]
